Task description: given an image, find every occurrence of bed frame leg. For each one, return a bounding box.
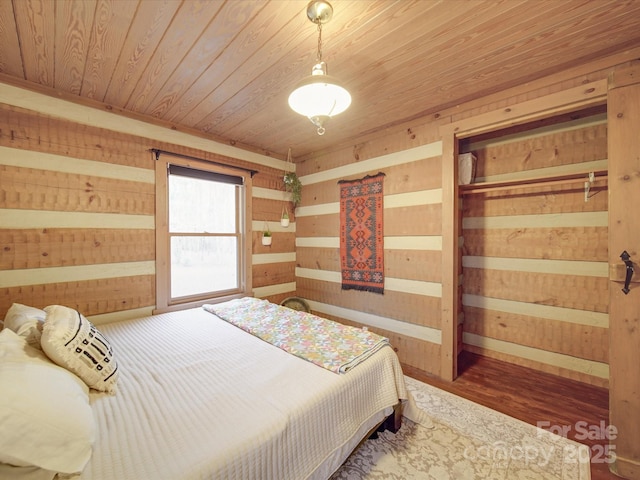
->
[380,402,402,433]
[367,402,403,441]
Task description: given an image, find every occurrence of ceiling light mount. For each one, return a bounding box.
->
[306,0,333,25]
[288,0,351,136]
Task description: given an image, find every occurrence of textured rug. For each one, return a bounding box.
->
[331,376,592,479]
[338,172,385,294]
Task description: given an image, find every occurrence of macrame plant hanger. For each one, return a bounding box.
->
[281,147,294,227]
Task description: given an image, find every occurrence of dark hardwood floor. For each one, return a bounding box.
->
[404,351,619,480]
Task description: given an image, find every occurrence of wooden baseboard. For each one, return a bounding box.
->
[611,455,640,480]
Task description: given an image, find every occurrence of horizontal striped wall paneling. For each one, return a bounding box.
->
[461,115,609,387]
[309,300,442,376]
[2,275,155,317]
[0,135,157,316]
[252,196,296,224]
[296,247,442,284]
[1,149,155,215]
[296,202,442,238]
[463,268,608,313]
[297,149,444,211]
[0,98,295,318]
[463,305,608,363]
[0,104,154,169]
[253,282,296,299]
[0,86,290,172]
[252,261,296,289]
[300,143,442,187]
[462,226,608,261]
[0,228,155,269]
[462,184,608,218]
[293,142,444,357]
[296,274,441,331]
[464,337,609,387]
[0,145,156,182]
[470,115,608,179]
[251,176,298,300]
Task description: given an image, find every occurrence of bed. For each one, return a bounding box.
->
[0,297,426,480]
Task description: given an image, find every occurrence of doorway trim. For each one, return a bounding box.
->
[438,80,608,381]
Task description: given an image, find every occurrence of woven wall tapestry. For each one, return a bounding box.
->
[338,172,385,294]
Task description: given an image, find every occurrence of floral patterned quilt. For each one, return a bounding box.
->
[203,297,390,374]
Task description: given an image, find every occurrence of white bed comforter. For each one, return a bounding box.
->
[77,307,410,480]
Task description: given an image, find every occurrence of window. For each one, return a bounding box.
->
[155,153,252,313]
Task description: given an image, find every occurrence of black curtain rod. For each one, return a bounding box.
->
[150,148,258,177]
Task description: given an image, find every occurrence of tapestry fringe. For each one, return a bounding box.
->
[342,285,384,294]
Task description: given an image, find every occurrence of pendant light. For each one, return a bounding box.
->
[288,0,351,135]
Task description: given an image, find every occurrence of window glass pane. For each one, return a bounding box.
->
[170,236,238,299]
[169,175,236,233]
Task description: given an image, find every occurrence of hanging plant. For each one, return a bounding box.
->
[280,206,290,227]
[283,171,302,207]
[283,147,302,207]
[261,221,272,246]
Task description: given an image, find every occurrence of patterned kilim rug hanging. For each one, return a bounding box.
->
[338,172,385,294]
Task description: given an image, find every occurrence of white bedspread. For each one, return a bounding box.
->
[76,307,410,480]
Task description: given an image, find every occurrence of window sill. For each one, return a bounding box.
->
[153,292,251,315]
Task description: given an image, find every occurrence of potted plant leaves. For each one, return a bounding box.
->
[283,148,302,208]
[280,207,290,227]
[283,171,302,207]
[261,222,272,246]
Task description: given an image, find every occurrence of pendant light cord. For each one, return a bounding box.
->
[316,23,323,63]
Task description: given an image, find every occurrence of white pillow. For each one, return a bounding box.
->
[3,303,46,349]
[41,305,119,393]
[0,329,95,474]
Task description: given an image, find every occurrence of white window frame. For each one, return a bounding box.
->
[154,153,253,313]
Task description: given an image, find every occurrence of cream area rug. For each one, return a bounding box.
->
[331,376,591,479]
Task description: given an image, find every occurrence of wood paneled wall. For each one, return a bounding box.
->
[296,54,637,386]
[295,143,445,377]
[0,52,635,386]
[0,99,296,323]
[461,114,609,388]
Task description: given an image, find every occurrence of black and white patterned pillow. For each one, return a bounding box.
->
[41,305,118,393]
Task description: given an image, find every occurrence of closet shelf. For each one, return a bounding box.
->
[460,169,608,195]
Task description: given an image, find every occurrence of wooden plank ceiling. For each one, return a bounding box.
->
[1,0,639,160]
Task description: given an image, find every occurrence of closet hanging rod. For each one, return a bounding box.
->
[460,169,607,195]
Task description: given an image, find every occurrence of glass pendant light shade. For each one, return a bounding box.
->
[288,62,351,135]
[288,1,350,135]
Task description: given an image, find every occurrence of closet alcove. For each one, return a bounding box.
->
[439,68,640,476]
[456,105,609,389]
[438,81,610,384]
